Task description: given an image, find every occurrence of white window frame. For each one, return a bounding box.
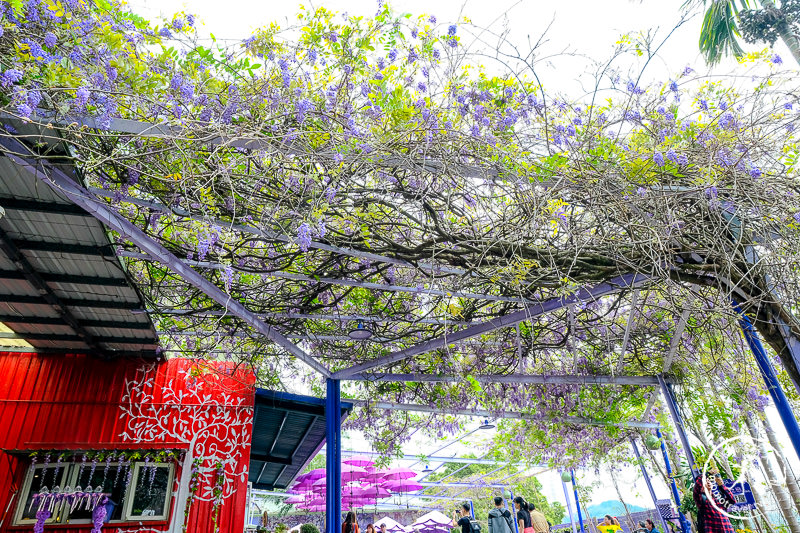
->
[13,458,176,525]
[13,463,71,525]
[123,462,175,521]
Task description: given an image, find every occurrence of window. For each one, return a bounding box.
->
[14,456,175,525]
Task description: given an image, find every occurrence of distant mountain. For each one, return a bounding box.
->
[586,501,647,518]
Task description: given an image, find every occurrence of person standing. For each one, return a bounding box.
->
[343,511,360,533]
[528,503,549,533]
[645,519,660,533]
[693,472,736,533]
[452,502,473,533]
[489,496,515,533]
[513,497,534,533]
[365,524,376,533]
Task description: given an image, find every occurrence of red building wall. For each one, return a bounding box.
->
[0,352,254,532]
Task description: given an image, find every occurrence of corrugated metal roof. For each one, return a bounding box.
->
[249,388,353,490]
[0,125,159,357]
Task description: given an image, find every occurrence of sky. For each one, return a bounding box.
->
[123,0,798,516]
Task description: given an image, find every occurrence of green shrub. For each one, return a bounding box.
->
[301,524,321,533]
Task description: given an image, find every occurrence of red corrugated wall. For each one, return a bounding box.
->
[0,352,254,532]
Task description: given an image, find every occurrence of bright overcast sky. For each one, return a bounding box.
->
[124,0,796,514]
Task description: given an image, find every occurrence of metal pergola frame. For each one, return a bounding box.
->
[3,122,800,533]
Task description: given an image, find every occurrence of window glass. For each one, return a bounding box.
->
[18,465,68,521]
[68,463,127,522]
[128,464,171,519]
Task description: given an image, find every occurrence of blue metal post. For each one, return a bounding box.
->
[562,478,579,533]
[509,490,520,533]
[657,429,692,533]
[631,438,671,533]
[470,500,475,519]
[658,376,699,479]
[326,379,342,533]
[571,470,586,533]
[736,305,800,463]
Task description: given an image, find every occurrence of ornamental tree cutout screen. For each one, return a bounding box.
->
[118,364,253,528]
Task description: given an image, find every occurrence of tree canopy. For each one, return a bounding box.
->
[0,0,798,466]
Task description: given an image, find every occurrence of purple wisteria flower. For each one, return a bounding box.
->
[448,24,457,36]
[44,32,57,48]
[771,54,783,64]
[297,223,312,251]
[653,152,665,167]
[794,212,800,224]
[1,68,23,87]
[749,166,762,178]
[429,15,437,23]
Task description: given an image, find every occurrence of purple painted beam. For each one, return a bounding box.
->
[332,272,650,378]
[0,139,330,377]
[346,372,666,385]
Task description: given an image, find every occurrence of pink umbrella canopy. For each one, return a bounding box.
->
[343,455,375,467]
[382,479,424,492]
[300,504,327,512]
[284,495,308,504]
[341,464,367,482]
[382,467,417,480]
[353,485,391,498]
[305,468,327,480]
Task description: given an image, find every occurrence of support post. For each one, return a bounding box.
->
[470,500,475,519]
[631,438,672,533]
[562,477,579,533]
[326,379,342,533]
[735,304,800,463]
[657,376,699,478]
[509,490,520,533]
[657,429,692,533]
[571,470,587,533]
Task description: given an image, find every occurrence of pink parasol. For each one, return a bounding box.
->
[285,495,308,504]
[383,479,424,492]
[343,455,375,467]
[381,467,417,480]
[312,477,327,488]
[341,464,367,482]
[353,485,391,498]
[305,468,327,480]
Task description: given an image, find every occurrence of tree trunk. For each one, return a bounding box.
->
[759,412,800,513]
[759,0,800,66]
[745,414,800,533]
[611,470,635,529]
[732,438,778,533]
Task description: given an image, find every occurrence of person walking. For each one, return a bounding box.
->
[528,503,549,533]
[343,511,360,533]
[489,496,515,533]
[513,497,534,533]
[692,472,736,533]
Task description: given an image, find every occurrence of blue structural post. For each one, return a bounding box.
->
[562,478,579,533]
[571,470,587,533]
[657,429,692,533]
[657,376,699,479]
[736,305,800,463]
[631,438,672,533]
[469,500,475,519]
[509,491,520,533]
[326,379,342,533]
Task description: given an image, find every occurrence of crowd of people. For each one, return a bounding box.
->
[450,496,551,533]
[343,471,736,533]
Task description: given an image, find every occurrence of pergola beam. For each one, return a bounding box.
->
[333,272,650,379]
[0,294,140,309]
[0,138,331,377]
[0,315,152,329]
[347,399,661,429]
[614,289,639,375]
[342,450,545,467]
[345,372,666,386]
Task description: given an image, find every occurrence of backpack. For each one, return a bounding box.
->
[470,519,483,533]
